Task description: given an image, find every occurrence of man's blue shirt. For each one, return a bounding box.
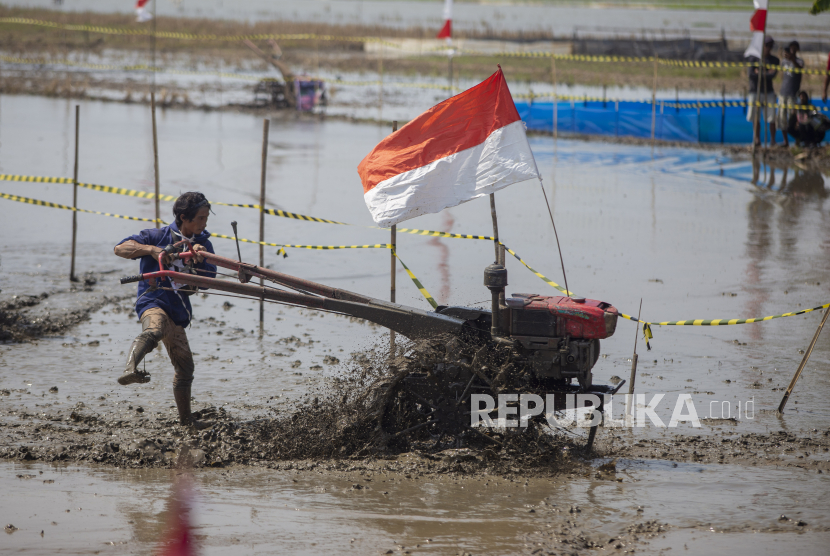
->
[117,222,217,328]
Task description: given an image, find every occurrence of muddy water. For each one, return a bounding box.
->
[1,94,829,553]
[2,457,828,555]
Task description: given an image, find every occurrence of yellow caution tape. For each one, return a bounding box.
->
[500,243,573,297]
[278,243,391,250]
[4,186,828,327]
[643,323,653,351]
[7,55,827,106]
[0,174,73,184]
[5,17,830,76]
[0,174,495,240]
[0,191,163,223]
[514,93,830,113]
[394,249,438,309]
[619,302,830,327]
[210,234,436,307]
[661,58,830,76]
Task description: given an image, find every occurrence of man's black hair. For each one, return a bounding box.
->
[788,40,800,52]
[173,191,211,227]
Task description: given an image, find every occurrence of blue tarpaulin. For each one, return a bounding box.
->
[515,100,766,144]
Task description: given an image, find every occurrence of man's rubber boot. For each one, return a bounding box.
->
[173,387,212,431]
[117,333,156,386]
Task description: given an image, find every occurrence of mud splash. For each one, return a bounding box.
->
[0,336,589,477]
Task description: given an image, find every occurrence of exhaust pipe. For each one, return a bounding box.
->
[484,262,507,338]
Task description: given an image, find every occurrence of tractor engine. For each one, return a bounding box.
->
[506,293,617,388]
[439,263,618,389]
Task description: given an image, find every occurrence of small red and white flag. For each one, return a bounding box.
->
[744,0,768,58]
[357,68,539,228]
[136,0,153,23]
[437,0,452,40]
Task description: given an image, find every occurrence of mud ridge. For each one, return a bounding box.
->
[0,275,128,343]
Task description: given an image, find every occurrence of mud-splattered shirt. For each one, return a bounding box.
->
[117,222,217,328]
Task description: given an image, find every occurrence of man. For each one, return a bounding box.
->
[747,36,779,147]
[787,91,830,147]
[777,41,804,148]
[114,192,217,430]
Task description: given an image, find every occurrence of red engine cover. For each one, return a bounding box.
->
[506,294,618,340]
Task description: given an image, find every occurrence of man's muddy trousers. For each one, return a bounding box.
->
[130,307,195,389]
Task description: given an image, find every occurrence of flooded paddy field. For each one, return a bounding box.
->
[1,94,829,554]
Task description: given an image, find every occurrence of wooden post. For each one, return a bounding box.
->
[551,52,558,140]
[69,105,80,282]
[778,306,830,413]
[390,121,398,354]
[259,118,270,334]
[151,91,161,228]
[651,54,658,145]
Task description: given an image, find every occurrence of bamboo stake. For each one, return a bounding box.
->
[778,306,830,413]
[69,105,80,282]
[259,118,270,334]
[151,91,160,229]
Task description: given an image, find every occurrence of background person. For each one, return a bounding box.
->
[113,192,217,430]
[777,41,804,148]
[787,91,830,147]
[747,36,779,147]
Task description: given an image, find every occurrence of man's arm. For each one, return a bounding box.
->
[114,240,170,265]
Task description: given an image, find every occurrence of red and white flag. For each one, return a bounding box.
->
[136,0,153,23]
[744,0,768,58]
[437,0,452,40]
[357,68,539,228]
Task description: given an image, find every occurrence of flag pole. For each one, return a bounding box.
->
[390,121,398,355]
[752,30,766,156]
[489,193,500,262]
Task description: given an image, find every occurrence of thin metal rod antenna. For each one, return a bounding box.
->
[538,179,570,297]
[230,221,242,263]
